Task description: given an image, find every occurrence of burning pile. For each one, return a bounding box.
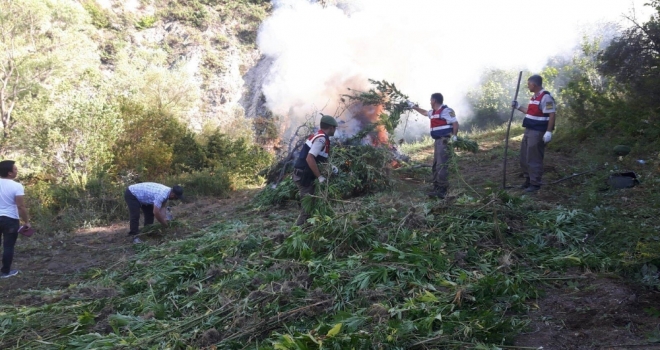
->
[346,103,389,146]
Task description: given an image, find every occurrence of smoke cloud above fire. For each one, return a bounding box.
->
[256,0,650,139]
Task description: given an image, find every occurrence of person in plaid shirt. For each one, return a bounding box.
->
[124,182,184,243]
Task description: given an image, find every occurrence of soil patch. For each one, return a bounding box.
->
[411,137,602,205]
[515,276,660,349]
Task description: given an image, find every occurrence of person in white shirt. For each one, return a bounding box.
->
[0,160,30,279]
[124,182,183,244]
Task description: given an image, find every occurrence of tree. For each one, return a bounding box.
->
[466,69,528,129]
[45,94,123,187]
[111,47,200,117]
[0,0,97,148]
[600,1,660,102]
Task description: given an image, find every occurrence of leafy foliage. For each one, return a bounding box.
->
[343,79,410,135]
[600,1,660,101]
[1,187,623,349]
[466,69,529,129]
[253,178,299,206]
[113,100,191,180]
[81,0,111,29]
[162,0,210,30]
[135,15,157,30]
[0,0,97,143]
[45,95,123,186]
[452,136,479,153]
[254,144,394,212]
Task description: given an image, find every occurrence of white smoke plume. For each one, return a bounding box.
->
[256,0,651,139]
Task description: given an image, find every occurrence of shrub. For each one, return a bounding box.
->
[465,69,530,130]
[163,169,233,198]
[135,15,157,29]
[203,130,273,185]
[203,51,226,72]
[81,0,111,29]
[45,95,123,186]
[27,173,126,233]
[113,100,189,180]
[172,132,207,173]
[163,0,209,30]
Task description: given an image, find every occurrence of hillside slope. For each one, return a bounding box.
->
[83,0,271,129]
[1,128,658,349]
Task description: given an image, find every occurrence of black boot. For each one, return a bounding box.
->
[525,185,541,193]
[427,187,447,199]
[520,178,530,189]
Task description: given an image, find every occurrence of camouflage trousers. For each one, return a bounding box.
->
[520,129,546,186]
[432,137,451,189]
[293,170,316,226]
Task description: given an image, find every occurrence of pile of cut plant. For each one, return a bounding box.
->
[254,142,396,209]
[0,183,615,349]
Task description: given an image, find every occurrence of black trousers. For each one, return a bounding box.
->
[0,216,20,274]
[124,189,155,235]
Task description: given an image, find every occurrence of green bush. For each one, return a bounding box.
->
[81,0,111,29]
[600,0,660,102]
[466,69,531,130]
[163,169,233,198]
[27,173,126,233]
[164,0,209,30]
[549,38,660,153]
[202,51,226,72]
[172,133,208,173]
[113,100,190,180]
[21,97,274,232]
[203,130,273,185]
[135,15,157,29]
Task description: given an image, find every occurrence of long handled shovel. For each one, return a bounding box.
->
[503,71,523,189]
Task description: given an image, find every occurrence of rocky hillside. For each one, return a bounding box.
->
[85,0,272,130]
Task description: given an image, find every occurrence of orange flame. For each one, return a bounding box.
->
[356,104,389,146]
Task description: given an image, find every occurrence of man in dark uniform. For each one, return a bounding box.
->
[292,115,338,226]
[512,75,556,192]
[408,93,459,198]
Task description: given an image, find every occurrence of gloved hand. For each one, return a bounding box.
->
[331,165,338,174]
[406,100,416,108]
[543,131,552,143]
[451,135,458,143]
[318,176,326,183]
[511,100,519,109]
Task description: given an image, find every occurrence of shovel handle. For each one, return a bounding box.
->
[503,71,523,189]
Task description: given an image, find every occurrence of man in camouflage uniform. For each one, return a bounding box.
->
[409,93,459,198]
[292,115,338,225]
[512,75,557,193]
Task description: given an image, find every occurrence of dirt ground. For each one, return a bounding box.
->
[515,276,660,349]
[0,190,256,302]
